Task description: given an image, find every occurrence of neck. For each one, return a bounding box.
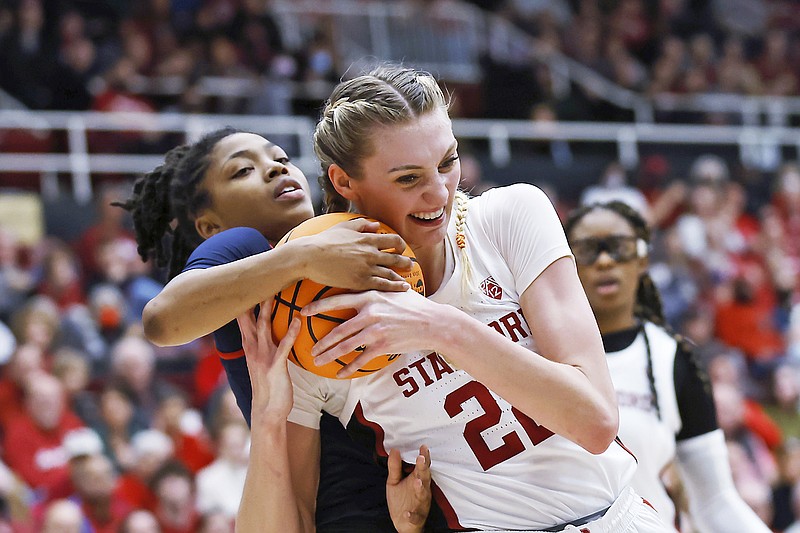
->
[414,241,447,294]
[595,308,638,335]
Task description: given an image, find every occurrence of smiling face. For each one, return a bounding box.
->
[568,207,647,333]
[197,132,315,244]
[335,109,460,261]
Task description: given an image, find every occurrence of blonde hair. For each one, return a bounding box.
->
[453,190,473,298]
[315,64,475,299]
[314,63,450,213]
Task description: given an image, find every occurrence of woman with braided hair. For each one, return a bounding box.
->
[237,63,671,533]
[114,126,433,533]
[564,201,771,532]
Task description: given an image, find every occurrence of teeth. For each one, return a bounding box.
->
[279,186,298,195]
[411,207,444,220]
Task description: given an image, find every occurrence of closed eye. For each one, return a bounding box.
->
[275,156,290,165]
[396,174,421,185]
[439,155,459,171]
[231,166,253,179]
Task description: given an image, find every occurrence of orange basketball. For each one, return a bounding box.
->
[271,213,425,379]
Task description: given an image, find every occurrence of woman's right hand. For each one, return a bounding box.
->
[237,298,301,423]
[297,218,413,292]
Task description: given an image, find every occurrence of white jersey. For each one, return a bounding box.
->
[606,322,682,528]
[605,321,717,530]
[289,184,637,531]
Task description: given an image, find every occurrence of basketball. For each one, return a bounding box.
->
[271,213,425,379]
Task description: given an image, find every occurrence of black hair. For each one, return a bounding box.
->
[564,201,666,326]
[148,459,194,493]
[564,201,667,419]
[113,127,241,281]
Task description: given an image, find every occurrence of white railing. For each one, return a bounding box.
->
[2,111,799,202]
[0,111,317,203]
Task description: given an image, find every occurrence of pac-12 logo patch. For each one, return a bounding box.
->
[480,276,502,299]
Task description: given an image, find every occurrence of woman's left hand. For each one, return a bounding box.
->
[301,290,442,378]
[387,445,432,533]
[237,298,301,422]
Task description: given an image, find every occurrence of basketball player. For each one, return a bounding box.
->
[115,127,431,532]
[564,201,771,532]
[237,64,671,532]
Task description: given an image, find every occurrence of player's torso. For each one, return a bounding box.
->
[340,221,637,530]
[606,322,681,524]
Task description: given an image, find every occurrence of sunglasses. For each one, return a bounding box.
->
[570,236,646,266]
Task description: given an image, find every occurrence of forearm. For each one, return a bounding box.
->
[144,242,310,346]
[431,305,617,453]
[236,419,311,533]
[676,430,771,533]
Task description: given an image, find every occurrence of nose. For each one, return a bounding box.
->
[594,250,615,267]
[265,163,289,181]
[424,173,450,205]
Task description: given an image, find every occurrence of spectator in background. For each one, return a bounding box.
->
[51,347,100,427]
[194,421,248,519]
[763,362,800,443]
[0,0,58,109]
[10,296,62,358]
[755,29,798,96]
[714,381,780,490]
[456,151,496,196]
[152,389,214,474]
[108,335,180,425]
[2,372,84,502]
[150,461,199,533]
[714,264,786,373]
[0,226,34,323]
[197,510,233,533]
[36,242,86,311]
[674,154,734,270]
[0,342,44,428]
[40,499,85,533]
[768,163,800,290]
[649,226,701,327]
[119,509,162,533]
[92,384,147,472]
[202,387,245,442]
[116,429,174,511]
[707,349,783,445]
[44,426,105,502]
[67,453,132,533]
[73,183,137,284]
[580,161,651,219]
[92,237,163,322]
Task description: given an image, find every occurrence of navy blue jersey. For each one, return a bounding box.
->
[184,227,394,531]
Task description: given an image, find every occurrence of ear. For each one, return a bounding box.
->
[194,211,222,240]
[328,164,360,203]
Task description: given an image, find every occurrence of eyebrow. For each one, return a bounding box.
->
[226,142,276,162]
[387,141,458,173]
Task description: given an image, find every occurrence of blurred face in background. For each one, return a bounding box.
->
[569,208,647,331]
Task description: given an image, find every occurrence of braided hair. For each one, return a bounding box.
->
[313,63,450,214]
[113,127,241,281]
[564,201,667,419]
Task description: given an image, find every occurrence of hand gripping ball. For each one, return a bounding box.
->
[271,213,425,378]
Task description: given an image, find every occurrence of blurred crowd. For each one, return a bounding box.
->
[0,182,251,532]
[484,0,800,122]
[1,0,798,123]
